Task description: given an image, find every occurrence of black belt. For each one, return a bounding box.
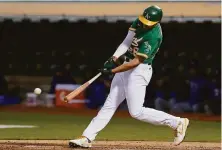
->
[125,57,151,65]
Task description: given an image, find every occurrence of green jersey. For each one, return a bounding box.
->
[125,18,163,64]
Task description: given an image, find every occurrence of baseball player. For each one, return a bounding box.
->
[69,5,189,148]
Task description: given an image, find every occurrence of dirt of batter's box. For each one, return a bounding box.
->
[0,140,221,150]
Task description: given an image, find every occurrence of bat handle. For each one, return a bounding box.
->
[64,97,68,103]
[88,72,102,84]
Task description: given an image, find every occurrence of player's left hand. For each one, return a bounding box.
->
[104,57,116,69]
[99,68,113,75]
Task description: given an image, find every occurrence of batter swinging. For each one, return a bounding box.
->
[69,5,189,148]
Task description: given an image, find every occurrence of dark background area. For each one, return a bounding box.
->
[0,19,221,114]
[0,20,220,76]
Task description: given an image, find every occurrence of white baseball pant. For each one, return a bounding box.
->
[83,63,181,141]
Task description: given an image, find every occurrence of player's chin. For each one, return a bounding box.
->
[144,26,153,29]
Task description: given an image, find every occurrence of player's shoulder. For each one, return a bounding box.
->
[155,23,163,35]
[144,24,163,40]
[129,18,139,32]
[152,23,162,35]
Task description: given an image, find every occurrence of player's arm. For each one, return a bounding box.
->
[135,40,160,60]
[111,40,158,73]
[102,43,148,74]
[112,30,135,60]
[111,55,145,73]
[112,18,138,59]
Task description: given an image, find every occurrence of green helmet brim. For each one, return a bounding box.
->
[139,15,158,26]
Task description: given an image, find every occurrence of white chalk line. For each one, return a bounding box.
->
[0,124,38,129]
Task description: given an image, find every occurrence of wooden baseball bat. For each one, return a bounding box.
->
[64,72,102,103]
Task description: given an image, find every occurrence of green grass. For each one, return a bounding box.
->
[0,112,220,142]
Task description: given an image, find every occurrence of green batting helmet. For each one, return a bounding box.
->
[139,5,163,26]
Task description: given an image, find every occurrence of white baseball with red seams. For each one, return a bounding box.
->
[34,88,42,95]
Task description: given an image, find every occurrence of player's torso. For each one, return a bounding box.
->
[125,23,163,64]
[125,32,146,60]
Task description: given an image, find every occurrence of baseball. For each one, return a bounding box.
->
[34,88,42,95]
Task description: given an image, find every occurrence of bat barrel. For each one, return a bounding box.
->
[63,72,102,103]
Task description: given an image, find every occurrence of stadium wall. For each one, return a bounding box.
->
[0,2,220,17]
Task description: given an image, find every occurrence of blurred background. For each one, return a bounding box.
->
[0,1,221,115]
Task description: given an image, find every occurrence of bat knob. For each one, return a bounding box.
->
[63,97,68,103]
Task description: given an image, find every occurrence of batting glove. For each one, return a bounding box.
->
[103,57,116,69]
[99,68,113,75]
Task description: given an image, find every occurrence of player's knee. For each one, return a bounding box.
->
[129,108,143,119]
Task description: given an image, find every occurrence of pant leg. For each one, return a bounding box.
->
[124,64,180,130]
[82,73,125,141]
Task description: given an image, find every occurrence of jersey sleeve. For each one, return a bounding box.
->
[129,18,139,32]
[136,39,161,59]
